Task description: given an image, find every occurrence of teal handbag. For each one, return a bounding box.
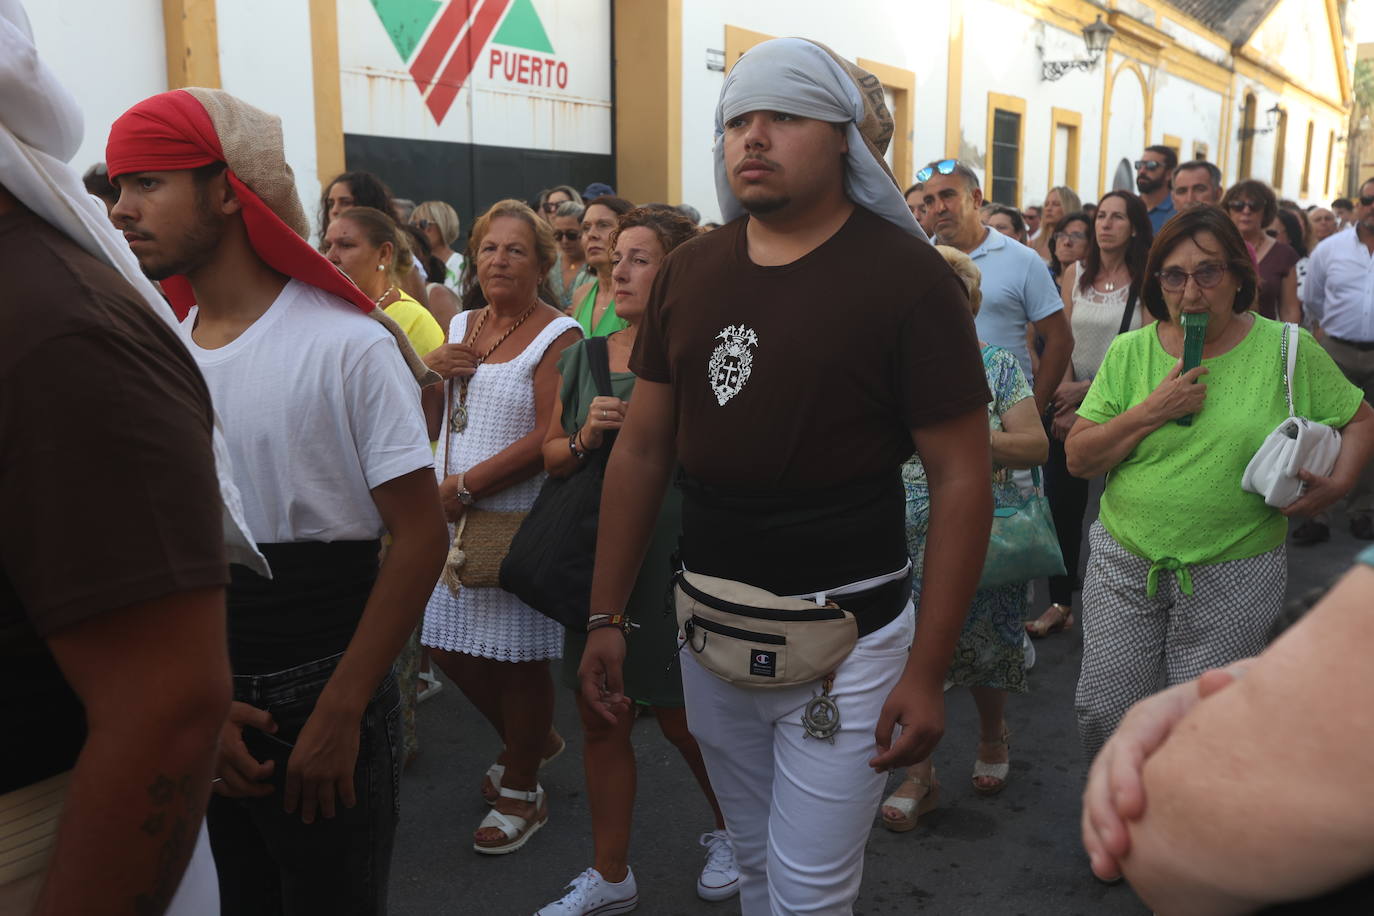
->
[977,467,1066,590]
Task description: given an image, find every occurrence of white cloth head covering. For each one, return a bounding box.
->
[0,0,266,575]
[714,37,927,240]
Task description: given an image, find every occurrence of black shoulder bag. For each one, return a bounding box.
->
[1118,284,1140,335]
[500,336,616,630]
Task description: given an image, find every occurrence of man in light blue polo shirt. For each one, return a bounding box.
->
[919,159,1071,411]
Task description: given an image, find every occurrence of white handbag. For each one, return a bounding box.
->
[1240,323,1342,508]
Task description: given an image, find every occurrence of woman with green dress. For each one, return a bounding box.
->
[880,246,1050,832]
[535,206,737,915]
[569,196,633,338]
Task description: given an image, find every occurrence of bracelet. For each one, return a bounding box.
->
[569,431,588,461]
[587,613,636,636]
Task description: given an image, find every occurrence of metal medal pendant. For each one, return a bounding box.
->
[451,402,468,433]
[802,692,841,743]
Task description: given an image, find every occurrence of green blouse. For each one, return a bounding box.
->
[571,278,628,338]
[1078,316,1363,593]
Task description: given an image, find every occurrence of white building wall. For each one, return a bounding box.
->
[677,0,944,222]
[217,0,322,231]
[25,0,167,176]
[1152,70,1223,165]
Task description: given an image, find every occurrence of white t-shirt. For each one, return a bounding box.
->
[445,251,464,289]
[180,280,433,543]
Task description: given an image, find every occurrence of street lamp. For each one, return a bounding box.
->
[1237,102,1283,140]
[1041,15,1115,81]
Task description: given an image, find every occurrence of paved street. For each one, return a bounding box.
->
[392,491,1368,915]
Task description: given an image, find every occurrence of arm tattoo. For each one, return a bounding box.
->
[133,773,199,916]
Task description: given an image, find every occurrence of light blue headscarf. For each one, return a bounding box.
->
[714,37,927,240]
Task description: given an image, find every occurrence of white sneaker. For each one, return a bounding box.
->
[535,867,638,915]
[696,829,740,901]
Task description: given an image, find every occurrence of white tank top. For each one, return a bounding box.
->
[1070,280,1140,379]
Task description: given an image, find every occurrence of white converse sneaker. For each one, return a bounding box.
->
[535,867,638,915]
[696,830,740,901]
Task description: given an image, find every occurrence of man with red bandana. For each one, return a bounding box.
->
[107,88,447,915]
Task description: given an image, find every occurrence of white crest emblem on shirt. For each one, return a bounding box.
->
[707,324,759,406]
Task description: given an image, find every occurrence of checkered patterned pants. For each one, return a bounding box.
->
[1075,521,1287,760]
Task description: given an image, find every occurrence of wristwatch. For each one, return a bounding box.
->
[457,485,475,506]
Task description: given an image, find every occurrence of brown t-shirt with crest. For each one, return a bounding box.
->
[631,205,989,597]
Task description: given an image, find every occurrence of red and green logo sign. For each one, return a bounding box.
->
[371,0,564,125]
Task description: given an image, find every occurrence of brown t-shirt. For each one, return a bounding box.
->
[631,206,989,597]
[0,210,228,794]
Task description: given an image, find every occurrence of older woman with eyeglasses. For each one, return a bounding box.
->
[1223,180,1301,323]
[1065,206,1374,759]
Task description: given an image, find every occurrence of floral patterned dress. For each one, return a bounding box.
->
[902,345,1034,693]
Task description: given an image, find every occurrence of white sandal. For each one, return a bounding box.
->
[972,728,1011,796]
[481,736,567,805]
[415,670,443,704]
[473,785,548,855]
[880,768,939,833]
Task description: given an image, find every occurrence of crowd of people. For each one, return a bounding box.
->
[5,7,1374,915]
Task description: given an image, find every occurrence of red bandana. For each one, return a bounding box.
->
[105,91,375,319]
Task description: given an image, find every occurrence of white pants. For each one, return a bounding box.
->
[681,603,916,916]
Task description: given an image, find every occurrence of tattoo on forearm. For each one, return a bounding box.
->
[133,773,200,916]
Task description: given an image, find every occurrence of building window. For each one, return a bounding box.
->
[1239,92,1257,179]
[1049,108,1081,191]
[1325,130,1336,197]
[858,58,916,186]
[986,93,1025,206]
[1273,107,1288,190]
[1194,141,1209,161]
[1301,121,1315,196]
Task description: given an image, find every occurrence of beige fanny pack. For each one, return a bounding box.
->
[674,570,865,687]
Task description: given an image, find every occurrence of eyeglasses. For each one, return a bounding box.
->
[1134,160,1164,171]
[915,159,958,183]
[1157,264,1227,292]
[1053,231,1088,243]
[1360,195,1374,206]
[1226,200,1262,213]
[541,201,563,213]
[414,218,431,230]
[552,230,581,241]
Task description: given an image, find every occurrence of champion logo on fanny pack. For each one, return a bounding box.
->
[749,650,777,677]
[708,324,759,406]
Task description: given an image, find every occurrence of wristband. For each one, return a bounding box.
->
[587,613,636,636]
[569,432,588,461]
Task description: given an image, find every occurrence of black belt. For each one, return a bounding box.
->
[1329,335,1374,351]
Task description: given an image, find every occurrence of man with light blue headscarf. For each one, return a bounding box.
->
[581,38,993,915]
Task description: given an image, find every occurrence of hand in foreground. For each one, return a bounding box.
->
[578,628,630,725]
[1143,360,1209,425]
[1281,468,1353,518]
[869,675,945,773]
[438,475,467,523]
[1052,380,1092,415]
[213,701,277,798]
[284,704,361,824]
[424,342,479,381]
[1081,664,1246,880]
[579,396,628,450]
[1051,409,1078,441]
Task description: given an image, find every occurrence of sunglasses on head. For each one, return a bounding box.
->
[1134,160,1164,171]
[414,218,431,230]
[1157,263,1226,292]
[915,159,958,183]
[552,230,581,241]
[1226,200,1262,213]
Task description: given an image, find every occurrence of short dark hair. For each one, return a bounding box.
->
[1141,205,1258,322]
[1145,144,1179,175]
[903,182,923,198]
[1048,211,1091,279]
[1173,159,1221,189]
[1273,208,1308,258]
[82,162,117,203]
[583,195,635,219]
[983,204,1026,236]
[1332,197,1354,210]
[1222,179,1278,227]
[920,159,980,191]
[610,205,698,258]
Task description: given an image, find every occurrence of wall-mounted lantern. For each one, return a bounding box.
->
[1237,102,1283,140]
[1041,15,1115,81]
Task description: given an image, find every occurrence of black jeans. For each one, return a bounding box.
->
[1044,417,1090,606]
[207,653,401,916]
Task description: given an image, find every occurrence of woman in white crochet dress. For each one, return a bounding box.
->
[421,199,581,855]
